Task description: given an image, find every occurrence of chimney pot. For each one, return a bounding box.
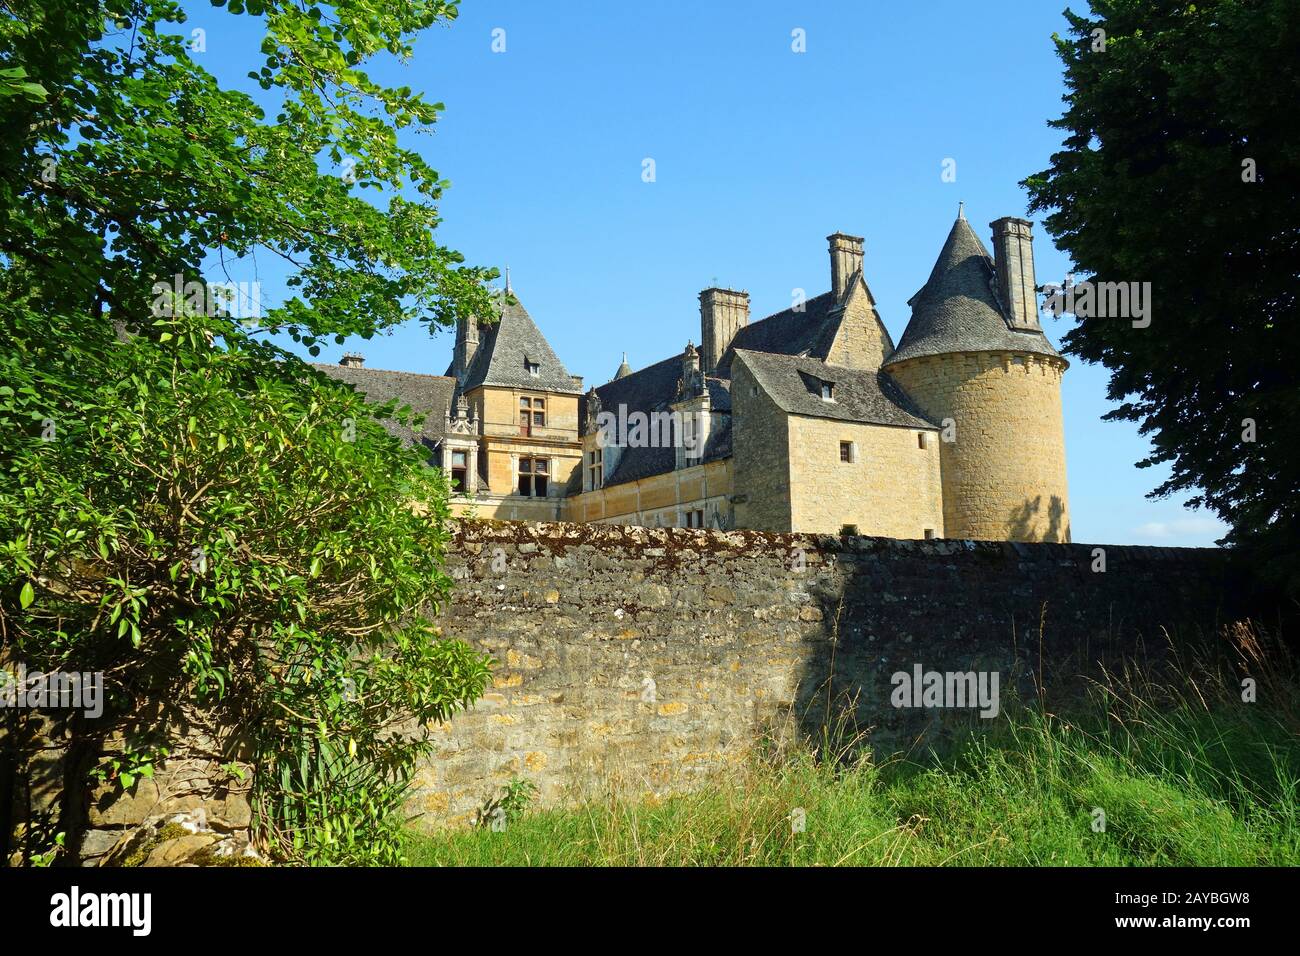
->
[339,352,365,368]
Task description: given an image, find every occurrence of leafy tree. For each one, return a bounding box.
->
[0,0,494,864]
[1024,0,1300,592]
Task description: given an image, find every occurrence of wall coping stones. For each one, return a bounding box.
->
[448,518,1224,565]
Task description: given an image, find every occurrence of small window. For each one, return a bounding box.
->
[587,448,603,491]
[451,450,467,492]
[526,360,540,377]
[684,509,705,528]
[840,441,854,463]
[840,524,858,537]
[519,396,546,429]
[820,381,834,402]
[918,432,928,450]
[924,528,935,540]
[518,457,549,497]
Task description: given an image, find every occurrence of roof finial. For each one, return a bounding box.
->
[504,265,512,295]
[958,201,965,221]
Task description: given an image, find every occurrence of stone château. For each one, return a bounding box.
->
[317,210,1070,542]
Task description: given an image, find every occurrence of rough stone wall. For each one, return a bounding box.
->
[413,519,1235,829]
[6,699,254,867]
[887,351,1070,542]
[785,417,943,537]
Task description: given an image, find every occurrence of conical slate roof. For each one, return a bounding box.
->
[884,217,1061,367]
[614,352,632,379]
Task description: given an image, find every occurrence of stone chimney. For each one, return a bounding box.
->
[339,352,365,368]
[989,217,1040,331]
[698,288,748,374]
[452,312,480,384]
[828,233,864,302]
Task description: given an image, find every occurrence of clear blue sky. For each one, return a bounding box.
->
[191,0,1225,547]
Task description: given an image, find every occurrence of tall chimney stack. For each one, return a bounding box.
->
[452,312,480,384]
[698,288,749,374]
[989,217,1040,331]
[828,232,865,302]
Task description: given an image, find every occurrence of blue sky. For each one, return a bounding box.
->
[192,0,1226,547]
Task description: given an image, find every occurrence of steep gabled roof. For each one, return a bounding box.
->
[733,349,936,429]
[715,291,841,376]
[447,292,582,394]
[885,217,1060,366]
[311,363,455,457]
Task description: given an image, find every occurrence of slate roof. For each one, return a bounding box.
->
[885,217,1061,367]
[588,279,902,489]
[311,362,454,459]
[732,350,937,429]
[589,355,733,486]
[714,291,844,377]
[446,292,582,394]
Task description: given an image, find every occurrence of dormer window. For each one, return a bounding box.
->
[820,381,835,402]
[525,360,540,377]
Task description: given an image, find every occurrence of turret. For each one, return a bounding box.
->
[883,209,1070,542]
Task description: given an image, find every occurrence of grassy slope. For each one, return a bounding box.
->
[405,631,1300,867]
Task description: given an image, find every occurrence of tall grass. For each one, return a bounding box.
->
[405,622,1299,866]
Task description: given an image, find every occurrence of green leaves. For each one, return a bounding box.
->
[1024,0,1300,594]
[0,0,492,865]
[0,65,47,102]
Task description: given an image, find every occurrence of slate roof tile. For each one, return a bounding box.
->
[311,363,455,460]
[885,217,1061,366]
[446,293,582,394]
[732,350,937,429]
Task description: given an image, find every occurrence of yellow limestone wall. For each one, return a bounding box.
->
[786,416,943,537]
[563,458,733,527]
[885,352,1070,542]
[472,386,582,498]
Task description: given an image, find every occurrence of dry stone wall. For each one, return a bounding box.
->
[412,519,1237,828]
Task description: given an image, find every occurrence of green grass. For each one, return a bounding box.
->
[404,628,1300,867]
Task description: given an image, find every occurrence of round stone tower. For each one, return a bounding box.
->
[883,213,1070,542]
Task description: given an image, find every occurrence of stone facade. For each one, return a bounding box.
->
[887,352,1070,541]
[730,360,793,531]
[565,457,733,528]
[786,416,943,537]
